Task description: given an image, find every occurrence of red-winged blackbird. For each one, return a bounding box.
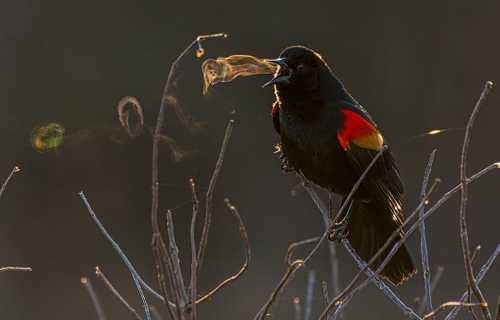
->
[264,46,416,285]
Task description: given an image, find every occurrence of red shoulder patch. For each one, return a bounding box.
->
[337,109,383,151]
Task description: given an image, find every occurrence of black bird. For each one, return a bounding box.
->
[264,46,416,285]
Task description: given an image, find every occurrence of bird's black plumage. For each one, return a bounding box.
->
[267,46,416,285]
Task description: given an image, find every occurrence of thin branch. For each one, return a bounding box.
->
[327,193,340,317]
[419,149,437,317]
[445,244,499,320]
[304,270,316,320]
[458,81,493,320]
[321,281,330,310]
[95,266,143,320]
[294,297,302,320]
[419,266,445,314]
[165,210,189,306]
[188,178,199,320]
[424,302,485,320]
[286,237,321,266]
[81,277,107,320]
[149,34,227,309]
[194,198,250,304]
[79,191,152,320]
[197,119,234,275]
[0,266,32,272]
[0,166,20,199]
[494,296,500,320]
[472,245,482,263]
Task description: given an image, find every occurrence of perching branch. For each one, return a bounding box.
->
[458,80,494,320]
[0,267,32,273]
[424,302,486,320]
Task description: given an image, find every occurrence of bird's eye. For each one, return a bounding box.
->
[296,63,305,71]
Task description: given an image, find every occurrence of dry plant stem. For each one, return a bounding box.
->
[197,119,234,275]
[149,33,226,307]
[494,296,500,320]
[188,178,199,320]
[95,266,143,320]
[418,266,445,314]
[294,297,302,320]
[304,270,316,320]
[0,166,20,199]
[78,191,152,320]
[322,281,330,308]
[327,193,341,312]
[165,210,189,306]
[151,238,179,320]
[195,198,250,304]
[320,160,500,320]
[419,149,437,317]
[424,302,485,320]
[81,277,107,320]
[445,244,499,320]
[458,81,493,320]
[343,240,421,319]
[286,237,321,265]
[0,266,32,272]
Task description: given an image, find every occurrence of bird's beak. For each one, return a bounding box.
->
[262,58,291,88]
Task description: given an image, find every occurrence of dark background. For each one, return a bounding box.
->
[1,0,499,319]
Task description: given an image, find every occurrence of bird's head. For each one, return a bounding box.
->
[262,46,326,91]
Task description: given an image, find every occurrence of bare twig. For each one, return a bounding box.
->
[0,266,32,272]
[425,302,485,320]
[81,277,107,320]
[472,245,482,263]
[304,270,316,320]
[95,266,143,320]
[458,81,493,320]
[445,244,499,320]
[418,266,445,314]
[286,237,321,266]
[0,166,20,199]
[149,34,227,312]
[165,210,189,307]
[194,198,250,304]
[294,297,302,320]
[321,281,330,309]
[197,119,234,275]
[79,191,152,320]
[419,149,437,317]
[430,266,445,292]
[494,296,500,320]
[188,178,199,320]
[320,160,500,320]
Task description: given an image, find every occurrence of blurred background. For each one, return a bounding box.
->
[0,0,499,319]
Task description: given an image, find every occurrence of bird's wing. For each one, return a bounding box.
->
[271,101,280,134]
[336,105,405,221]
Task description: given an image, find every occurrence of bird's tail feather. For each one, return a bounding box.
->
[346,196,416,285]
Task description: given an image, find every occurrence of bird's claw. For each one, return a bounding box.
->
[280,153,295,173]
[328,222,349,242]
